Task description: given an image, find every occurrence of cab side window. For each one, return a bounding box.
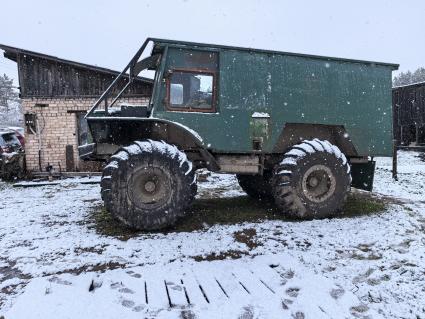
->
[166,50,218,112]
[169,71,214,110]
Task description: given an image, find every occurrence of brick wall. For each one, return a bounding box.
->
[22,96,149,172]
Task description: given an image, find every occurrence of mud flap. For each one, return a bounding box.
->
[350,161,376,191]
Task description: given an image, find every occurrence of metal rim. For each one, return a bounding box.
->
[301,164,336,203]
[128,167,171,208]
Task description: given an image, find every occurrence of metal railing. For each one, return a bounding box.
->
[85,38,153,118]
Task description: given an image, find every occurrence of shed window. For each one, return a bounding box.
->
[168,70,215,111]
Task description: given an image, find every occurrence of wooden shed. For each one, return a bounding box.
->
[0,44,153,172]
[393,81,425,147]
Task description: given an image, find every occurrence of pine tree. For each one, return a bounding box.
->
[393,67,425,87]
[0,74,22,126]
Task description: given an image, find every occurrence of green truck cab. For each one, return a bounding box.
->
[81,38,398,230]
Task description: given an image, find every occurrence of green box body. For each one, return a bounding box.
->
[151,41,397,157]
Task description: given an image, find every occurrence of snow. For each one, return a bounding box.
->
[110,151,129,161]
[151,140,193,175]
[280,157,297,166]
[293,142,315,154]
[281,139,348,168]
[104,160,118,170]
[277,169,292,175]
[285,148,306,158]
[5,255,364,319]
[305,139,325,152]
[106,141,193,176]
[0,151,425,318]
[251,112,270,118]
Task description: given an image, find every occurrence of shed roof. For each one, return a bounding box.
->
[151,38,399,70]
[0,44,153,84]
[393,80,425,90]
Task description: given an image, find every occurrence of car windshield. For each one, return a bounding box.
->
[1,133,20,146]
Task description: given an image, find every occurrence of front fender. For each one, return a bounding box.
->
[86,116,205,149]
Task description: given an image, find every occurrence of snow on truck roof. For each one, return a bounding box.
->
[151,38,399,70]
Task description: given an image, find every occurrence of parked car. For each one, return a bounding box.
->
[0,126,25,148]
[0,130,25,181]
[5,126,25,147]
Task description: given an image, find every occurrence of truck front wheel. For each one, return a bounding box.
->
[273,139,351,219]
[101,140,196,230]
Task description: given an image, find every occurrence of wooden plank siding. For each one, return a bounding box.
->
[16,54,151,98]
[393,82,425,145]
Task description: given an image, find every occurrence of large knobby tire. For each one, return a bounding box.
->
[236,171,273,201]
[273,139,351,219]
[101,140,196,230]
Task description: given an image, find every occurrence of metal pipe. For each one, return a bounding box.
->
[85,38,152,118]
[392,139,398,180]
[109,81,132,109]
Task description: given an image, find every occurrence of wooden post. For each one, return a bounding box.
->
[392,139,398,180]
[66,145,75,172]
[416,124,420,145]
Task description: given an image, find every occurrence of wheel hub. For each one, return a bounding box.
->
[144,180,156,193]
[308,176,319,187]
[301,164,336,203]
[128,167,171,207]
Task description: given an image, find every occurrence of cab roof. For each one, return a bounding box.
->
[150,38,399,70]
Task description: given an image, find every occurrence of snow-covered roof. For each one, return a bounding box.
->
[393,80,425,89]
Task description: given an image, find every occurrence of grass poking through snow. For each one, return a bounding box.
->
[89,192,387,239]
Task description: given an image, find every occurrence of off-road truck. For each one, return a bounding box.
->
[80,38,398,230]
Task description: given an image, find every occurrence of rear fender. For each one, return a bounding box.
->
[272,123,358,157]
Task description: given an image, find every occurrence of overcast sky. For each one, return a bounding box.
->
[1,0,424,85]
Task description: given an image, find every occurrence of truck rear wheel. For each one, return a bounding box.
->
[273,139,351,219]
[236,171,273,201]
[101,140,196,230]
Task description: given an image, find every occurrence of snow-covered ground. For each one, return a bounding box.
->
[0,151,425,318]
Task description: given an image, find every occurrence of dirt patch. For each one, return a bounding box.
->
[74,245,108,255]
[0,282,28,310]
[192,250,249,262]
[0,258,31,281]
[50,261,127,276]
[233,228,262,250]
[89,192,388,239]
[351,251,383,261]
